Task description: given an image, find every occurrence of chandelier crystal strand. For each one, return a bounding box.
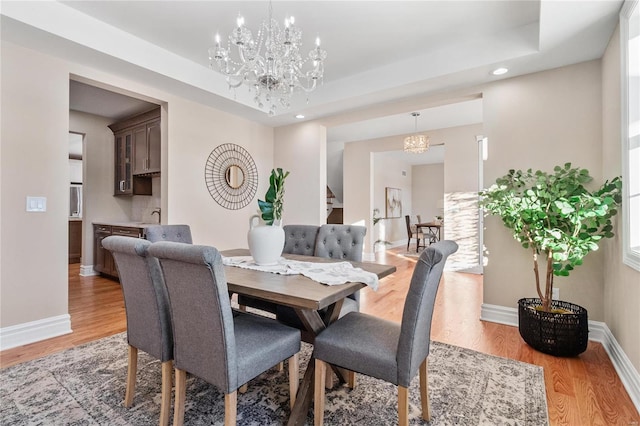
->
[209,1,327,115]
[403,112,430,153]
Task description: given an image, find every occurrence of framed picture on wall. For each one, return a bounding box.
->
[385,187,402,218]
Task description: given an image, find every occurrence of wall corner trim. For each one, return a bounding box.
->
[0,314,72,351]
[79,265,99,277]
[481,303,640,414]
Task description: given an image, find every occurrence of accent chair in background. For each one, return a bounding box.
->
[405,215,424,252]
[144,224,193,244]
[275,224,367,337]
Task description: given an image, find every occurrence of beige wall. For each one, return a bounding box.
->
[412,163,444,223]
[601,26,640,372]
[482,60,606,320]
[373,154,412,246]
[0,41,274,334]
[1,43,70,326]
[327,141,345,203]
[274,122,327,226]
[166,97,274,249]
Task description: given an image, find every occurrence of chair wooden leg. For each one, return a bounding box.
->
[173,368,186,426]
[277,361,284,372]
[124,345,138,407]
[324,365,333,389]
[160,361,172,426]
[420,358,431,421]
[288,353,299,409]
[314,359,326,426]
[238,383,248,394]
[224,391,237,426]
[347,370,356,389]
[398,386,409,426]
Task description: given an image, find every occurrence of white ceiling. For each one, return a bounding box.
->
[69,80,158,121]
[1,1,622,145]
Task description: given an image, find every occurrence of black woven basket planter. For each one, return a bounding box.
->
[518,298,589,357]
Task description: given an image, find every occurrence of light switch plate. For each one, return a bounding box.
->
[26,196,47,212]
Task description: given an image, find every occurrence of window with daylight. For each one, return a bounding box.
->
[621,0,640,271]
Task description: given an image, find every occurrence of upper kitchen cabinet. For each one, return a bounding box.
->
[133,118,161,175]
[109,107,160,196]
[113,130,133,195]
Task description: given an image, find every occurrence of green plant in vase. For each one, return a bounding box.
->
[258,168,290,225]
[480,163,621,313]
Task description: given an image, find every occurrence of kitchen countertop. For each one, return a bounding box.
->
[93,221,160,228]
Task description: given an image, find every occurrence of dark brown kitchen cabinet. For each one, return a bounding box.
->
[109,107,160,196]
[94,224,115,276]
[114,131,133,195]
[93,224,144,278]
[69,220,82,264]
[133,118,161,175]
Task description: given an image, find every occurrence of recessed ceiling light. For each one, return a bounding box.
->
[295,114,305,119]
[492,67,509,76]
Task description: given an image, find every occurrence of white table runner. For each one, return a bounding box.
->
[222,256,379,291]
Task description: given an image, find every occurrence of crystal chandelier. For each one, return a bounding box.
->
[404,112,430,153]
[208,1,327,116]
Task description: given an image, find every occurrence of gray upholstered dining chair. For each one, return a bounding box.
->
[101,236,173,426]
[313,240,458,426]
[144,224,193,244]
[147,241,301,426]
[275,224,367,334]
[237,224,320,314]
[283,224,320,256]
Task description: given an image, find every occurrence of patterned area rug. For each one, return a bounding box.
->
[1,333,548,425]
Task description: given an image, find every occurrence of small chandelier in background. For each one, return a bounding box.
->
[208,1,327,116]
[404,112,430,153]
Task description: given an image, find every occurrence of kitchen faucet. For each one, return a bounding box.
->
[151,208,161,223]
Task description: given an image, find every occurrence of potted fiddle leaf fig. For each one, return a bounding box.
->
[258,168,290,225]
[248,168,290,265]
[480,163,621,356]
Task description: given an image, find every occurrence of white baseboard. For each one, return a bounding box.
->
[79,264,98,276]
[481,303,640,414]
[0,314,72,351]
[388,239,406,249]
[480,303,518,326]
[593,322,640,412]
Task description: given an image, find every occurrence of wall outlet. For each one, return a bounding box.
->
[552,287,560,300]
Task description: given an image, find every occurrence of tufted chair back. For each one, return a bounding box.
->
[314,224,366,262]
[275,224,368,333]
[282,225,320,256]
[314,224,366,305]
[145,225,193,244]
[101,235,173,425]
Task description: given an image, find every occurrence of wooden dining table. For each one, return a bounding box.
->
[221,249,396,426]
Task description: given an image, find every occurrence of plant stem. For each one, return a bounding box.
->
[533,249,544,301]
[543,252,553,312]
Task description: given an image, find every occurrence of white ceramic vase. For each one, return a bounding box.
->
[247,215,285,265]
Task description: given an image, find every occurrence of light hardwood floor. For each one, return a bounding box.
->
[1,249,638,425]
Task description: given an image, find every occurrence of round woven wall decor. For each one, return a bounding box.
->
[204,143,258,210]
